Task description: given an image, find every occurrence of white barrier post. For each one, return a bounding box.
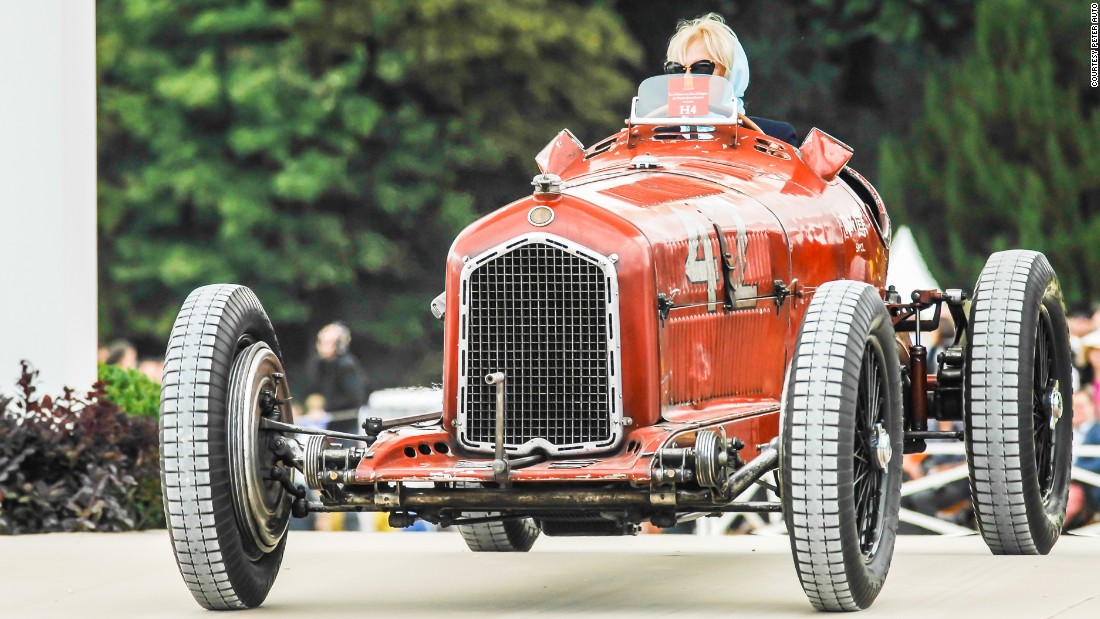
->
[0,1,97,394]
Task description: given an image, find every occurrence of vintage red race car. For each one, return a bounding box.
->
[160,74,1073,612]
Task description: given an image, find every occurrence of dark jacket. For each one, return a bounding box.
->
[303,353,368,411]
[749,117,798,146]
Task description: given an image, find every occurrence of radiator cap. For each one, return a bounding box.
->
[531,173,563,198]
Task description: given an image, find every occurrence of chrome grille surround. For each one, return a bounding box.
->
[457,233,623,456]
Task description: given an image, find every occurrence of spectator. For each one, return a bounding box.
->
[1066,389,1100,529]
[104,339,138,370]
[1078,331,1100,407]
[1091,305,1100,333]
[138,357,164,383]
[303,322,369,437]
[1069,306,1095,390]
[1069,305,1093,355]
[298,394,332,430]
[301,323,367,533]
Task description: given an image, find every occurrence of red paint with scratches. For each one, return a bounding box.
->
[357,121,889,485]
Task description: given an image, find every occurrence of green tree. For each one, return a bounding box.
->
[97,0,639,385]
[877,0,1100,304]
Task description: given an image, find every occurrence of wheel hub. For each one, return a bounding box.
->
[228,342,292,555]
[1046,380,1063,431]
[871,423,892,471]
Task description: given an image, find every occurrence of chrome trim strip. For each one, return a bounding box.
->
[457,233,623,456]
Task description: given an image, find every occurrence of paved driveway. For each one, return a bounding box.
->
[3,531,1099,617]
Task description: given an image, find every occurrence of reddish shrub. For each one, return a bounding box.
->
[0,362,164,533]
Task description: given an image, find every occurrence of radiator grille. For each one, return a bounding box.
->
[458,235,621,455]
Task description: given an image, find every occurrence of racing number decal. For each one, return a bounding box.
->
[670,207,719,311]
[721,205,749,289]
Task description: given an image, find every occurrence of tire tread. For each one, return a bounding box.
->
[783,281,901,611]
[161,284,278,610]
[966,250,1068,555]
[458,515,540,552]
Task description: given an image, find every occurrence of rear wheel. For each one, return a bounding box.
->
[965,250,1072,554]
[458,513,540,552]
[160,285,292,609]
[781,281,903,612]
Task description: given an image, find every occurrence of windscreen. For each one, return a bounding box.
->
[634,74,736,121]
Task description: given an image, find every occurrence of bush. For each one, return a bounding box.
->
[97,363,160,418]
[0,362,164,533]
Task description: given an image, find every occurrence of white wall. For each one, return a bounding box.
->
[0,1,97,395]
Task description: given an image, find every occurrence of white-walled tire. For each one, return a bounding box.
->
[781,281,903,612]
[160,284,292,610]
[458,514,540,552]
[965,250,1072,554]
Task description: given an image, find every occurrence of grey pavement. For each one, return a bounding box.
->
[2,530,1099,618]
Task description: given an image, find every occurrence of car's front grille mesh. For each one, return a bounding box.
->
[460,241,616,452]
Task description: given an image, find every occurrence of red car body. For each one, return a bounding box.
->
[357,119,888,485]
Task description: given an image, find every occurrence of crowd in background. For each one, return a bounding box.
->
[1065,306,1100,528]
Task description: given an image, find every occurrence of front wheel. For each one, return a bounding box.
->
[160,284,292,610]
[458,513,540,552]
[781,281,904,612]
[965,250,1073,554]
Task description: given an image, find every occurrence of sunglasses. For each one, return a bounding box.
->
[663,59,717,75]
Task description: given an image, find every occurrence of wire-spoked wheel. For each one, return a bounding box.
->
[782,280,903,612]
[853,340,892,560]
[965,250,1072,555]
[1032,308,1060,502]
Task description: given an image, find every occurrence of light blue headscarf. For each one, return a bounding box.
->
[727,33,749,115]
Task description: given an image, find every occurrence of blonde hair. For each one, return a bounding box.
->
[665,13,739,74]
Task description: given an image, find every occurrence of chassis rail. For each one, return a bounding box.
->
[310,488,783,513]
[300,439,782,519]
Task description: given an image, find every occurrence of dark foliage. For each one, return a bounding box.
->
[0,362,164,534]
[877,0,1100,305]
[97,0,640,389]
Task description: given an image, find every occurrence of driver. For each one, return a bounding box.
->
[665,13,798,145]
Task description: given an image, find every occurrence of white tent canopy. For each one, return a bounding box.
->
[886,226,940,296]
